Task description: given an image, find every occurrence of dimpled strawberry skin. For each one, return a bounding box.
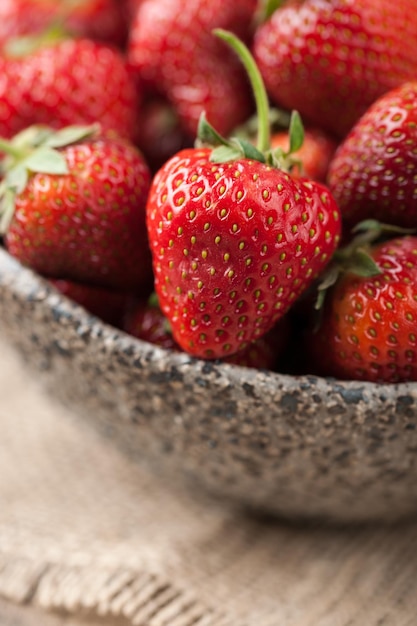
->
[5,135,152,292]
[0,39,139,141]
[253,0,417,138]
[309,237,417,383]
[327,82,417,229]
[146,148,341,359]
[128,0,256,137]
[0,0,127,49]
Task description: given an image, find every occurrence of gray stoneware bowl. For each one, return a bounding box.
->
[1,246,417,524]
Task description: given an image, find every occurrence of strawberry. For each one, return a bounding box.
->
[0,124,152,292]
[0,37,139,141]
[307,235,417,383]
[124,294,179,350]
[327,82,417,230]
[253,0,417,138]
[146,30,341,359]
[0,0,127,49]
[271,128,337,182]
[50,278,130,328]
[124,293,290,369]
[225,316,290,370]
[127,0,257,137]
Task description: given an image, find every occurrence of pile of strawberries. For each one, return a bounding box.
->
[1,0,417,384]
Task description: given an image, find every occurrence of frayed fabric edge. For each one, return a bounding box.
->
[0,551,237,626]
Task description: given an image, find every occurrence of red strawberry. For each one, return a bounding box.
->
[327,82,417,230]
[50,278,130,328]
[0,37,139,141]
[146,30,341,359]
[147,147,340,359]
[0,0,127,49]
[0,124,152,292]
[271,128,337,182]
[225,317,290,370]
[124,293,290,369]
[307,236,417,383]
[127,0,257,137]
[253,0,417,138]
[124,294,179,350]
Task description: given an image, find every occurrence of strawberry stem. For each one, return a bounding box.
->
[213,29,271,154]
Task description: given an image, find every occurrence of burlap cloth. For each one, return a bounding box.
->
[1,335,417,626]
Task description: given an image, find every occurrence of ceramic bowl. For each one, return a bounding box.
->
[1,246,416,524]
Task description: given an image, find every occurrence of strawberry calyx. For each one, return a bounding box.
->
[197,113,267,164]
[196,29,305,174]
[255,0,286,25]
[233,106,292,140]
[3,24,70,58]
[2,0,89,58]
[314,219,416,311]
[0,123,100,233]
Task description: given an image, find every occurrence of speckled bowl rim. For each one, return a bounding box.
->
[1,244,417,398]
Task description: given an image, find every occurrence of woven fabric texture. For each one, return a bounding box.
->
[1,336,417,626]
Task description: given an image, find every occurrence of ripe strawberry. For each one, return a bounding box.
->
[271,128,337,182]
[327,82,417,230]
[0,0,127,49]
[307,236,417,383]
[124,294,179,350]
[124,294,290,369]
[50,278,130,328]
[146,30,341,360]
[225,317,290,370]
[253,0,417,138]
[0,37,139,141]
[127,0,257,137]
[0,124,152,292]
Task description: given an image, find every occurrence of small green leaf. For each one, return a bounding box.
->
[314,264,341,311]
[315,288,327,312]
[317,264,341,293]
[12,125,55,150]
[4,24,68,58]
[262,0,285,19]
[0,187,16,234]
[197,112,230,147]
[353,219,416,237]
[44,124,100,149]
[23,147,69,175]
[352,219,383,234]
[254,0,285,26]
[6,165,29,195]
[4,34,45,58]
[347,249,381,277]
[288,110,304,155]
[232,138,266,162]
[210,145,243,163]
